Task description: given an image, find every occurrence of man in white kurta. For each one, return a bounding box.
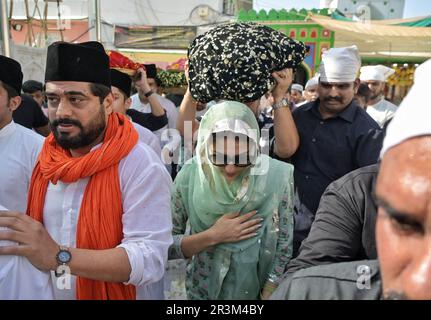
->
[130,63,179,142]
[131,92,178,133]
[43,139,172,299]
[0,55,44,213]
[0,121,43,212]
[0,42,173,300]
[0,203,54,300]
[0,55,52,300]
[110,68,162,157]
[130,66,179,173]
[360,65,398,128]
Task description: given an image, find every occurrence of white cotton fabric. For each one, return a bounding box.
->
[318,45,361,83]
[366,98,398,128]
[360,65,395,82]
[305,76,319,90]
[0,204,54,300]
[132,122,162,158]
[42,141,173,299]
[381,59,431,157]
[291,83,304,92]
[0,121,43,212]
[130,93,179,132]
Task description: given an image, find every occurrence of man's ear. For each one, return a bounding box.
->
[353,78,361,94]
[8,95,22,112]
[103,92,114,115]
[125,97,132,110]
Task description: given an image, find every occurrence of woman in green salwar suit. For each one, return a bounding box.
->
[169,101,294,300]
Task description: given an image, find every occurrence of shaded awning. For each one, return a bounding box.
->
[309,14,431,60]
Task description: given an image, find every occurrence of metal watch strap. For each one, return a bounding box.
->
[55,245,71,277]
[272,98,289,110]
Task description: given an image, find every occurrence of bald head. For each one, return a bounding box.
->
[376,135,431,299]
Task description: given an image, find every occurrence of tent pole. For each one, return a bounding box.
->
[1,0,11,56]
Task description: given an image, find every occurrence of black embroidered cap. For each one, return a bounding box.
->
[0,55,23,94]
[144,64,157,79]
[45,41,111,87]
[188,22,306,103]
[110,69,132,98]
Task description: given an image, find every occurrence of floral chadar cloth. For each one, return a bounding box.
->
[187,22,306,104]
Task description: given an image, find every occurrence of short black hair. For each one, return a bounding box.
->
[356,83,372,103]
[115,87,129,102]
[89,83,111,104]
[154,76,162,88]
[131,73,162,88]
[0,80,20,99]
[22,80,43,94]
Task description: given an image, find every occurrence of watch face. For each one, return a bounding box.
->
[58,250,71,263]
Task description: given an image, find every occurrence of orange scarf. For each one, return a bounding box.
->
[26,112,138,300]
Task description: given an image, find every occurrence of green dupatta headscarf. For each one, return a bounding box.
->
[177,101,293,299]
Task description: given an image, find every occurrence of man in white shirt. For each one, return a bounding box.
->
[290,83,305,107]
[0,56,51,300]
[0,203,54,300]
[130,64,179,139]
[130,64,180,175]
[110,68,161,157]
[0,55,44,213]
[302,76,319,104]
[360,65,398,128]
[0,42,173,300]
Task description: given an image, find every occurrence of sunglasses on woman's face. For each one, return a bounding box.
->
[209,151,255,167]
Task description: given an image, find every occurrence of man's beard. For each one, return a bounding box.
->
[383,290,408,300]
[370,92,382,101]
[49,106,106,150]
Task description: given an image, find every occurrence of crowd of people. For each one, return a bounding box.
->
[0,21,430,300]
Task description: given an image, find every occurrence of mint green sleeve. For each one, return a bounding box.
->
[168,182,189,260]
[267,172,295,285]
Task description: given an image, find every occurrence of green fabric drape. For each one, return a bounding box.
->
[175,101,294,299]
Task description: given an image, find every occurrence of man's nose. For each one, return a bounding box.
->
[402,240,431,299]
[55,98,72,118]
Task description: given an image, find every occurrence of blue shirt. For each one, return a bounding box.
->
[291,99,383,218]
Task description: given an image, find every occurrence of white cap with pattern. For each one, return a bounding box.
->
[318,45,361,83]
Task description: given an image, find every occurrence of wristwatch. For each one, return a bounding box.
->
[144,90,154,98]
[55,245,72,277]
[272,98,289,110]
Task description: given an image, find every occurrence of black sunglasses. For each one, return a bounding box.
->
[209,151,256,167]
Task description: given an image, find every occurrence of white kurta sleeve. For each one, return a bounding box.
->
[116,144,173,287]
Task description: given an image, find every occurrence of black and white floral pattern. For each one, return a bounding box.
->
[188,22,306,103]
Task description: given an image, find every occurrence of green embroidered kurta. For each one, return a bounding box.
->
[168,101,294,300]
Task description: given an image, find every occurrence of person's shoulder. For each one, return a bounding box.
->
[268,156,294,173]
[130,93,145,108]
[354,106,381,129]
[292,101,314,117]
[328,163,379,193]
[254,155,294,188]
[159,95,176,106]
[20,94,39,109]
[382,99,398,111]
[133,122,160,148]
[132,121,153,136]
[121,139,166,174]
[274,260,381,300]
[15,122,44,145]
[291,259,379,281]
[174,159,198,185]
